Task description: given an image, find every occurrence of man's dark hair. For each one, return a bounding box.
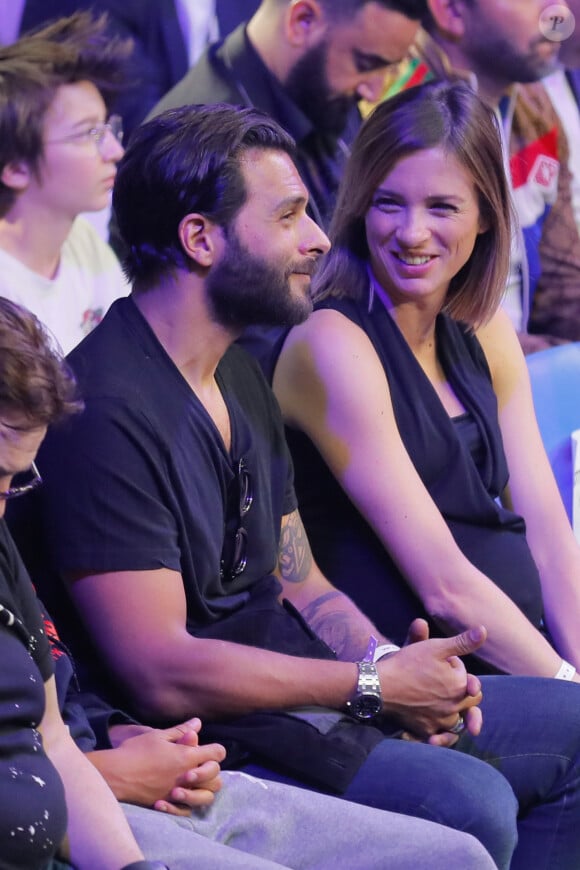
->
[268,0,427,21]
[326,0,427,18]
[0,299,82,426]
[113,103,297,290]
[0,11,132,215]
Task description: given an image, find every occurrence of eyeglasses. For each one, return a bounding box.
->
[222,457,253,582]
[0,461,43,500]
[46,115,124,153]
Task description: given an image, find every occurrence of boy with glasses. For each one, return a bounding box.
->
[0,11,129,353]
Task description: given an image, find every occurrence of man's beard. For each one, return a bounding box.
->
[467,33,560,87]
[205,229,316,331]
[284,40,355,137]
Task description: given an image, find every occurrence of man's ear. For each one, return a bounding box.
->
[285,0,327,48]
[426,0,468,38]
[1,160,31,193]
[177,213,220,267]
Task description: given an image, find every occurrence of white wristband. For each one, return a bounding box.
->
[373,643,401,662]
[554,659,576,681]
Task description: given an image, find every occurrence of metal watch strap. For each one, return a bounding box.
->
[357,660,381,692]
[346,655,383,720]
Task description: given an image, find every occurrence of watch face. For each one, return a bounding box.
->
[352,694,382,720]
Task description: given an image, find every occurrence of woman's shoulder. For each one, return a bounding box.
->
[281,305,376,365]
[474,308,527,394]
[475,308,524,366]
[274,305,386,413]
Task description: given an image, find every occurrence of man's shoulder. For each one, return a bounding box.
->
[514,81,562,139]
[65,300,196,440]
[66,298,140,391]
[148,29,248,117]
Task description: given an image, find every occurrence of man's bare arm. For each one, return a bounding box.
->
[69,554,484,736]
[276,508,389,661]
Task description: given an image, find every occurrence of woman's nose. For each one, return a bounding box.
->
[395,209,431,246]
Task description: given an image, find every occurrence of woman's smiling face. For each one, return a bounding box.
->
[365,146,486,307]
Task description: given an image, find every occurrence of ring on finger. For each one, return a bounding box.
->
[449,715,466,735]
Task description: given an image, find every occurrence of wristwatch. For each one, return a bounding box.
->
[345,636,383,721]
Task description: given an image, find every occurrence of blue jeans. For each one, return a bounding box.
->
[245,676,580,870]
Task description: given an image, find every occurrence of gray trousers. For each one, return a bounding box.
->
[122,770,495,869]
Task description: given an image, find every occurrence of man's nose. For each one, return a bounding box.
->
[302,215,331,256]
[356,70,388,105]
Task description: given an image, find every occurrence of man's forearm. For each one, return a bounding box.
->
[277,509,388,661]
[119,634,359,723]
[299,588,389,661]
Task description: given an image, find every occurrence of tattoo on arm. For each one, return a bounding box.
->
[278,510,313,584]
[301,591,369,661]
[278,512,368,660]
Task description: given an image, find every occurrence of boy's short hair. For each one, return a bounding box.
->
[0,298,82,426]
[0,11,132,215]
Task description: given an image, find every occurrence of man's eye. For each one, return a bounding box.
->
[354,52,386,74]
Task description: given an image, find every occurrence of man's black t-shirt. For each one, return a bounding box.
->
[20,297,384,792]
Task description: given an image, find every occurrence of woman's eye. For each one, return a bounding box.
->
[431,202,458,213]
[372,198,399,212]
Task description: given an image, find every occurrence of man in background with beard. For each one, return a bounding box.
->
[148,0,423,229]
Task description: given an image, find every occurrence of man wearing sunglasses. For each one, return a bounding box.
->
[0,11,129,353]
[18,103,580,869]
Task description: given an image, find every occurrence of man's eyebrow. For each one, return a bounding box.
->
[354,48,397,69]
[273,194,308,214]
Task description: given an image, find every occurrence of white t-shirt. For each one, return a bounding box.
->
[0,217,129,354]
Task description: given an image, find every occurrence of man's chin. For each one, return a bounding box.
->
[263,296,313,328]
